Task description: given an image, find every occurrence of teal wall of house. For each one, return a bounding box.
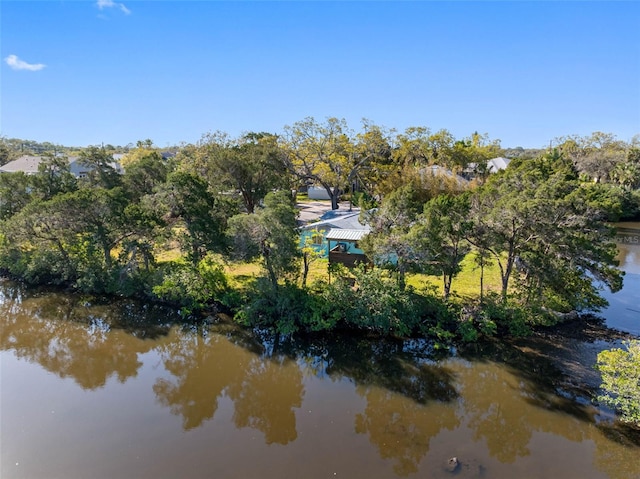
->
[299,228,368,258]
[299,229,329,257]
[327,239,366,255]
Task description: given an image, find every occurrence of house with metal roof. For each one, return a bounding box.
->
[325,228,370,268]
[299,211,371,267]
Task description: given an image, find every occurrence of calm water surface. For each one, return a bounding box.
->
[1,225,639,479]
[601,222,640,335]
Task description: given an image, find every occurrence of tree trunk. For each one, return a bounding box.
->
[479,262,485,303]
[443,273,452,300]
[330,191,340,210]
[302,252,310,288]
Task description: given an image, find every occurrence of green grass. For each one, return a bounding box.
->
[225,258,332,289]
[153,240,502,301]
[224,260,261,289]
[406,253,503,299]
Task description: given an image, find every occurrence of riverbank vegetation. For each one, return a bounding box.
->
[597,340,640,424]
[0,126,638,344]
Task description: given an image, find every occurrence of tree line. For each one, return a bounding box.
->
[0,120,638,342]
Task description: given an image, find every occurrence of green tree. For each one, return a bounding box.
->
[197,132,287,214]
[0,137,19,166]
[351,121,394,200]
[2,196,86,284]
[122,150,169,200]
[412,193,472,299]
[152,253,228,313]
[0,172,32,220]
[30,153,77,200]
[300,227,326,288]
[227,190,300,289]
[360,183,429,290]
[119,139,157,169]
[470,151,623,310]
[322,265,422,336]
[155,171,228,264]
[392,126,433,166]
[1,187,162,292]
[282,117,373,210]
[78,146,122,189]
[558,132,627,183]
[610,161,640,190]
[597,340,640,424]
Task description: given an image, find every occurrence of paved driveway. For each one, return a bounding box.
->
[296,201,359,225]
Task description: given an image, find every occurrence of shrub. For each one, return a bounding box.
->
[480,293,531,337]
[234,279,338,335]
[322,266,422,336]
[151,254,228,315]
[597,340,640,424]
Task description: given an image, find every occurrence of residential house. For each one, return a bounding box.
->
[487,157,511,173]
[325,228,370,268]
[0,155,124,178]
[299,210,370,267]
[0,155,43,174]
[463,157,511,179]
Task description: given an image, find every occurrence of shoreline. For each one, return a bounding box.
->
[514,315,638,394]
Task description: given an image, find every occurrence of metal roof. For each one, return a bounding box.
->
[300,211,370,232]
[325,228,369,241]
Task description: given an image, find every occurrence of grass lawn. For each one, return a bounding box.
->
[224,258,332,289]
[222,253,503,300]
[406,253,503,299]
[224,260,261,288]
[154,235,503,302]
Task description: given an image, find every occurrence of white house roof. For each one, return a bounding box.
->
[0,154,123,176]
[300,212,369,232]
[325,228,369,241]
[487,157,510,172]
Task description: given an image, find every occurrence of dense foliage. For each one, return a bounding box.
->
[597,341,640,425]
[0,126,637,346]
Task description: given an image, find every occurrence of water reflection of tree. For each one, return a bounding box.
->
[0,283,171,389]
[594,424,640,479]
[355,386,459,476]
[153,332,245,430]
[457,340,640,474]
[282,336,460,476]
[153,328,303,444]
[456,343,592,463]
[287,336,457,404]
[227,355,303,444]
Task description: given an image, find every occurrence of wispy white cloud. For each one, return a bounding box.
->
[96,0,131,15]
[5,54,46,71]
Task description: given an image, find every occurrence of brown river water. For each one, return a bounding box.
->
[1,225,639,479]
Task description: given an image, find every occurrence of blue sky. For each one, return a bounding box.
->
[2,1,639,148]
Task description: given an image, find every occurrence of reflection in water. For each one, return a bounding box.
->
[604,223,640,335]
[0,283,175,389]
[1,280,640,479]
[355,387,459,476]
[153,328,304,444]
[284,336,460,476]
